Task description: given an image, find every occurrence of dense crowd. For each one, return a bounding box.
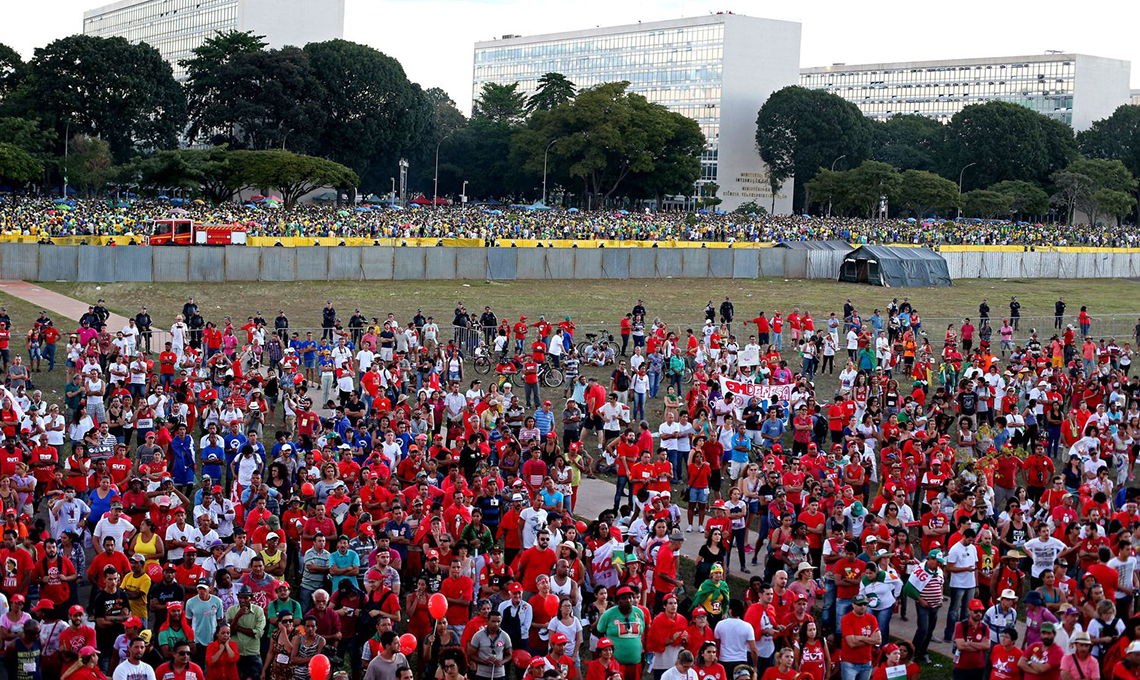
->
[2,197,1140,246]
[0,290,1139,680]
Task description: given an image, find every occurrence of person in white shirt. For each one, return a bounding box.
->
[190,514,221,564]
[195,488,236,539]
[164,507,195,561]
[331,341,352,369]
[943,528,979,640]
[713,598,757,666]
[93,501,135,551]
[120,320,139,355]
[113,638,157,680]
[355,347,376,376]
[659,650,699,680]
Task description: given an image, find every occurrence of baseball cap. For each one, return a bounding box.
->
[852,594,869,606]
[125,616,143,629]
[33,599,54,612]
[968,599,985,611]
[692,607,708,617]
[508,582,523,593]
[597,638,615,650]
[79,646,100,657]
[69,604,85,616]
[550,632,568,645]
[196,579,211,589]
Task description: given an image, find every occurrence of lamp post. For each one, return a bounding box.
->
[390,177,395,201]
[433,132,454,209]
[957,162,976,219]
[461,180,468,204]
[542,138,559,206]
[398,159,409,207]
[826,154,846,218]
[62,119,70,199]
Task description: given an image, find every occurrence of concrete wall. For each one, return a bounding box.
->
[9,243,1140,283]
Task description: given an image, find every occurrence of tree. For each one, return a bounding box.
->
[473,82,527,124]
[989,180,1050,219]
[871,115,944,172]
[1078,105,1140,221]
[1052,156,1138,225]
[0,43,25,102]
[0,142,42,185]
[1050,171,1094,224]
[733,201,766,215]
[844,161,901,218]
[121,147,242,204]
[528,73,576,113]
[941,101,1072,191]
[0,117,55,157]
[180,30,268,145]
[697,182,722,209]
[424,88,467,138]
[898,169,959,218]
[305,40,425,188]
[1093,188,1135,222]
[962,190,1013,218]
[229,150,358,209]
[65,134,113,196]
[14,35,186,161]
[755,86,873,212]
[804,169,847,215]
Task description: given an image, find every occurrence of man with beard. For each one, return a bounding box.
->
[1018,621,1063,680]
[596,586,646,680]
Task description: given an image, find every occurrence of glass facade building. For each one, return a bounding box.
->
[83,0,345,81]
[800,53,1130,131]
[473,14,802,211]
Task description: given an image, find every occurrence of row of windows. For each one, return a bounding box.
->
[474,25,724,64]
[802,64,1073,86]
[817,84,1074,97]
[84,0,237,30]
[804,60,1073,79]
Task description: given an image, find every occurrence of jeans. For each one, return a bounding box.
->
[44,343,56,371]
[822,580,837,632]
[841,662,872,680]
[632,391,646,421]
[648,372,661,398]
[836,597,853,623]
[914,604,940,659]
[873,607,892,642]
[669,449,685,483]
[773,332,781,351]
[614,475,631,509]
[944,586,975,639]
[525,382,540,407]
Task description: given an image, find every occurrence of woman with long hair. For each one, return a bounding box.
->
[795,620,829,680]
[724,486,749,574]
[693,641,726,680]
[288,616,325,680]
[127,518,164,566]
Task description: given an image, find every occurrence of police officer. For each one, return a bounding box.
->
[182,296,199,321]
[321,301,336,341]
[93,299,110,330]
[135,306,153,353]
[480,306,498,346]
[349,309,366,347]
[274,310,289,342]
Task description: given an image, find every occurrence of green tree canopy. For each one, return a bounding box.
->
[1077,104,1140,221]
[120,147,241,205]
[755,86,873,212]
[941,101,1074,191]
[180,30,268,145]
[0,116,55,157]
[14,35,186,162]
[229,150,358,209]
[473,82,527,124]
[1050,156,1138,225]
[0,43,25,103]
[528,73,576,113]
[989,180,1049,219]
[870,115,944,173]
[962,189,1013,218]
[844,161,901,218]
[898,169,959,218]
[65,134,113,195]
[0,142,42,185]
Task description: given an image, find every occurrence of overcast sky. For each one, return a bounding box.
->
[4,0,1138,113]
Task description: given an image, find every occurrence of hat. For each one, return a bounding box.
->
[166,602,184,611]
[692,607,708,617]
[1004,550,1025,560]
[125,616,142,629]
[550,632,568,646]
[426,549,440,560]
[926,549,946,564]
[266,532,280,542]
[615,586,634,598]
[1063,606,1080,615]
[139,630,153,644]
[196,579,210,589]
[874,549,890,558]
[236,584,253,596]
[795,562,814,575]
[69,604,85,616]
[33,600,54,612]
[1071,631,1092,645]
[131,553,145,563]
[1000,589,1017,600]
[733,668,753,680]
[511,493,524,502]
[79,646,100,657]
[882,643,899,656]
[1127,640,1140,655]
[852,594,869,606]
[185,546,197,554]
[968,599,985,611]
[212,485,223,494]
[669,530,684,542]
[508,582,523,594]
[529,658,547,670]
[850,501,865,516]
[597,638,615,650]
[1024,591,1044,607]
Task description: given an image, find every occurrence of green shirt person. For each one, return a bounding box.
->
[226,586,266,658]
[595,586,646,666]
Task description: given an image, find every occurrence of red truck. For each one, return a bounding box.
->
[148,219,247,245]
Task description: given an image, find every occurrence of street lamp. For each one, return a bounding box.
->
[826,154,846,218]
[957,162,977,219]
[398,159,409,207]
[62,119,70,199]
[390,177,395,200]
[542,138,559,206]
[433,132,455,208]
[461,180,468,204]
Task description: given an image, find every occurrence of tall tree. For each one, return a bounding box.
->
[65,134,113,196]
[897,169,959,218]
[871,115,944,173]
[121,147,242,205]
[989,180,1050,219]
[1051,156,1138,226]
[180,30,268,145]
[0,117,55,157]
[941,101,1072,191]
[1077,105,1140,221]
[844,161,901,218]
[473,82,527,124]
[0,43,25,102]
[14,35,186,161]
[755,86,873,212]
[527,73,576,113]
[304,40,426,195]
[962,189,1012,218]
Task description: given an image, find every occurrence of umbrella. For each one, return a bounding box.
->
[355,206,372,212]
[170,208,189,215]
[53,198,68,204]
[193,199,205,205]
[157,195,170,200]
[801,214,811,218]
[243,203,257,209]
[617,210,629,215]
[567,207,579,213]
[697,209,709,214]
[337,210,350,216]
[250,195,266,202]
[387,204,403,211]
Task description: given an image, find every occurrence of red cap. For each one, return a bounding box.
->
[212,485,223,493]
[550,632,568,645]
[508,582,523,593]
[426,549,440,560]
[69,604,85,616]
[968,599,985,611]
[125,616,143,629]
[692,607,708,617]
[597,638,615,650]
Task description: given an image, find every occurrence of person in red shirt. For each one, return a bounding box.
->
[513,530,557,596]
[840,595,881,667]
[0,528,33,600]
[834,542,866,608]
[33,536,77,609]
[585,638,621,680]
[629,451,654,502]
[205,624,240,680]
[543,631,580,680]
[1085,546,1121,600]
[440,556,474,632]
[59,604,97,654]
[954,600,991,674]
[760,647,797,680]
[155,639,206,680]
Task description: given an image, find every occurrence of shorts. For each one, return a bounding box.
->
[728,460,748,481]
[689,487,709,504]
[603,429,621,445]
[303,357,316,368]
[584,415,603,431]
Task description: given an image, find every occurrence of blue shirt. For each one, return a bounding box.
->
[730,434,752,463]
[533,409,555,436]
[759,419,785,441]
[328,548,361,590]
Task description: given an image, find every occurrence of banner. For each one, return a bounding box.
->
[718,377,792,416]
[738,346,760,367]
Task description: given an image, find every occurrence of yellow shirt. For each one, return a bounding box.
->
[121,572,152,619]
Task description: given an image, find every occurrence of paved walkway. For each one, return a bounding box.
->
[573,475,960,657]
[0,280,131,328]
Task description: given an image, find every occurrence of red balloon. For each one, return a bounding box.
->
[575,520,587,533]
[513,650,532,669]
[544,593,560,617]
[301,482,315,496]
[399,633,417,656]
[308,653,330,680]
[428,592,448,619]
[145,562,163,582]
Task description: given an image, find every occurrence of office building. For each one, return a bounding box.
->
[473,14,801,213]
[800,53,1130,131]
[83,0,345,80]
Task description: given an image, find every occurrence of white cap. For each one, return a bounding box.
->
[266,532,280,541]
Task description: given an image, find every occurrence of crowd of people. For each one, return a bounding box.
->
[0,289,1139,680]
[2,197,1139,247]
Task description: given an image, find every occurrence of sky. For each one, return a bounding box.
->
[3,0,1139,114]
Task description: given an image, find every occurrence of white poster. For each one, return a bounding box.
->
[718,377,793,416]
[738,346,760,367]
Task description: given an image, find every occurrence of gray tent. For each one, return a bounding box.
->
[838,245,951,287]
[774,240,854,252]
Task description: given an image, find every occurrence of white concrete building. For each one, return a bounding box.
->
[800,53,1130,131]
[473,14,801,213]
[82,0,345,80]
